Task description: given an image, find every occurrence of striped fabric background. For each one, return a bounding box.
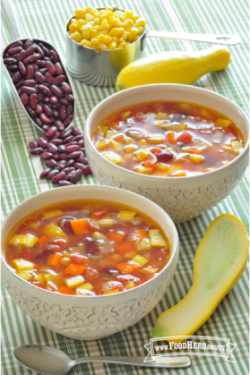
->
[1,0,249,374]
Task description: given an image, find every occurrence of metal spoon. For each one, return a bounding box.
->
[14,345,191,374]
[1,0,76,132]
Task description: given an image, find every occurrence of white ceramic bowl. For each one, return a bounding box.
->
[84,84,249,223]
[1,185,179,340]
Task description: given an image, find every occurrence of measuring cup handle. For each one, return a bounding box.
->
[1,0,22,40]
[147,30,240,45]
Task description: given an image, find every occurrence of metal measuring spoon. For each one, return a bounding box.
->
[1,0,76,132]
[14,345,191,374]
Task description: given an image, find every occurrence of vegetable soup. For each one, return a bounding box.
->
[4,200,171,296]
[92,100,244,177]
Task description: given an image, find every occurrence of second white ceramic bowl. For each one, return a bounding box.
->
[1,185,179,340]
[84,84,249,223]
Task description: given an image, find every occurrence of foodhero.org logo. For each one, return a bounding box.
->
[144,336,236,363]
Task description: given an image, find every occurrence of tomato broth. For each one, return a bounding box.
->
[92,100,244,177]
[4,199,171,296]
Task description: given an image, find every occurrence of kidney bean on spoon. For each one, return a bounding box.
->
[3,39,74,131]
[28,126,92,186]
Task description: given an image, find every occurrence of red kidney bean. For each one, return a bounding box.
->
[51,85,63,97]
[8,64,19,70]
[57,160,67,170]
[65,170,75,180]
[3,57,17,64]
[78,140,84,148]
[41,151,53,159]
[45,72,54,84]
[39,68,47,75]
[35,71,46,83]
[46,126,57,138]
[45,159,58,168]
[66,104,73,116]
[77,154,89,165]
[40,113,52,124]
[28,140,38,149]
[24,53,41,64]
[50,49,58,62]
[61,129,72,139]
[17,50,26,61]
[67,151,81,160]
[38,43,50,56]
[66,159,75,167]
[43,96,50,103]
[81,165,92,175]
[64,141,77,147]
[20,93,29,106]
[8,46,23,55]
[37,60,47,67]
[156,152,174,163]
[40,168,50,178]
[42,124,50,131]
[71,169,83,183]
[44,57,51,61]
[26,44,37,56]
[11,40,23,48]
[63,115,73,127]
[59,180,74,186]
[24,39,34,50]
[53,110,59,118]
[36,137,48,148]
[59,98,69,105]
[39,134,49,141]
[4,53,10,58]
[62,135,74,144]
[65,94,74,101]
[61,82,72,94]
[35,118,43,127]
[51,171,66,184]
[62,167,75,174]
[44,104,53,117]
[53,75,66,85]
[47,169,59,180]
[26,65,34,79]
[58,145,66,153]
[59,105,66,120]
[27,106,36,117]
[36,44,45,58]
[59,153,67,160]
[47,143,58,153]
[72,127,82,136]
[50,138,62,146]
[55,62,63,75]
[30,93,38,109]
[38,85,52,96]
[36,104,43,114]
[8,70,14,78]
[46,61,56,75]
[17,61,26,75]
[12,71,22,83]
[53,154,60,160]
[23,79,36,86]
[51,131,62,140]
[66,144,80,153]
[30,147,43,154]
[28,63,39,72]
[55,120,64,131]
[17,88,22,95]
[50,96,58,104]
[21,86,37,94]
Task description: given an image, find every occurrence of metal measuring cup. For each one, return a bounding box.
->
[1,0,76,133]
[65,7,240,87]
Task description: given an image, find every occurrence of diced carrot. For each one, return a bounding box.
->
[87,220,100,231]
[92,211,108,219]
[143,160,157,170]
[108,232,124,242]
[71,256,87,265]
[189,147,201,154]
[150,147,162,155]
[36,236,50,246]
[47,253,62,267]
[21,249,34,261]
[110,121,120,128]
[113,134,124,142]
[116,262,139,274]
[116,243,135,254]
[64,263,86,276]
[132,229,148,241]
[71,219,87,235]
[58,286,75,295]
[177,132,192,144]
[167,132,176,144]
[171,171,187,177]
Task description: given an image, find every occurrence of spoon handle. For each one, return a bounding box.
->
[73,355,191,369]
[147,30,240,45]
[1,0,22,40]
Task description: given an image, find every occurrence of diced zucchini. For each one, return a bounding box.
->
[216,118,231,128]
[123,137,135,144]
[134,166,153,174]
[117,210,136,222]
[124,251,137,260]
[102,151,122,164]
[43,210,63,219]
[192,138,211,152]
[77,283,94,291]
[136,238,151,252]
[125,281,135,290]
[43,222,67,238]
[44,273,64,284]
[109,139,123,151]
[98,219,114,227]
[149,229,160,239]
[157,112,168,120]
[9,234,38,247]
[150,235,167,247]
[17,271,33,281]
[93,231,107,240]
[100,125,109,134]
[142,266,158,275]
[64,276,84,289]
[135,149,150,161]
[230,140,243,154]
[11,259,34,273]
[106,129,118,139]
[33,273,46,284]
[131,254,148,268]
[124,144,138,153]
[161,124,187,131]
[132,216,144,225]
[96,138,107,150]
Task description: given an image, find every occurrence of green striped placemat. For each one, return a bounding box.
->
[1,0,249,374]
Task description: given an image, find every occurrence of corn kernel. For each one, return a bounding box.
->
[156,162,169,171]
[189,154,204,163]
[81,30,91,39]
[110,28,122,37]
[135,149,150,161]
[123,136,135,144]
[130,27,138,35]
[134,166,153,174]
[118,42,128,48]
[124,10,134,19]
[70,31,82,42]
[103,289,119,295]
[96,138,107,150]
[124,144,138,153]
[69,23,79,32]
[102,151,122,164]
[117,210,136,221]
[135,18,147,26]
[62,251,71,257]
[148,135,164,144]
[106,129,118,139]
[98,219,114,227]
[123,19,134,29]
[61,257,71,266]
[93,231,107,240]
[98,43,108,50]
[138,139,147,146]
[98,34,107,44]
[91,37,99,46]
[109,139,123,151]
[112,254,122,261]
[108,42,117,49]
[75,9,86,19]
[125,281,135,289]
[80,39,91,47]
[142,266,158,275]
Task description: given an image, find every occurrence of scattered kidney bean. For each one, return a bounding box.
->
[28,140,38,149]
[47,142,58,153]
[57,160,67,170]
[36,137,48,148]
[51,171,66,184]
[66,159,75,167]
[30,147,43,154]
[41,151,53,160]
[40,168,51,178]
[45,159,58,168]
[59,180,74,186]
[47,169,59,180]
